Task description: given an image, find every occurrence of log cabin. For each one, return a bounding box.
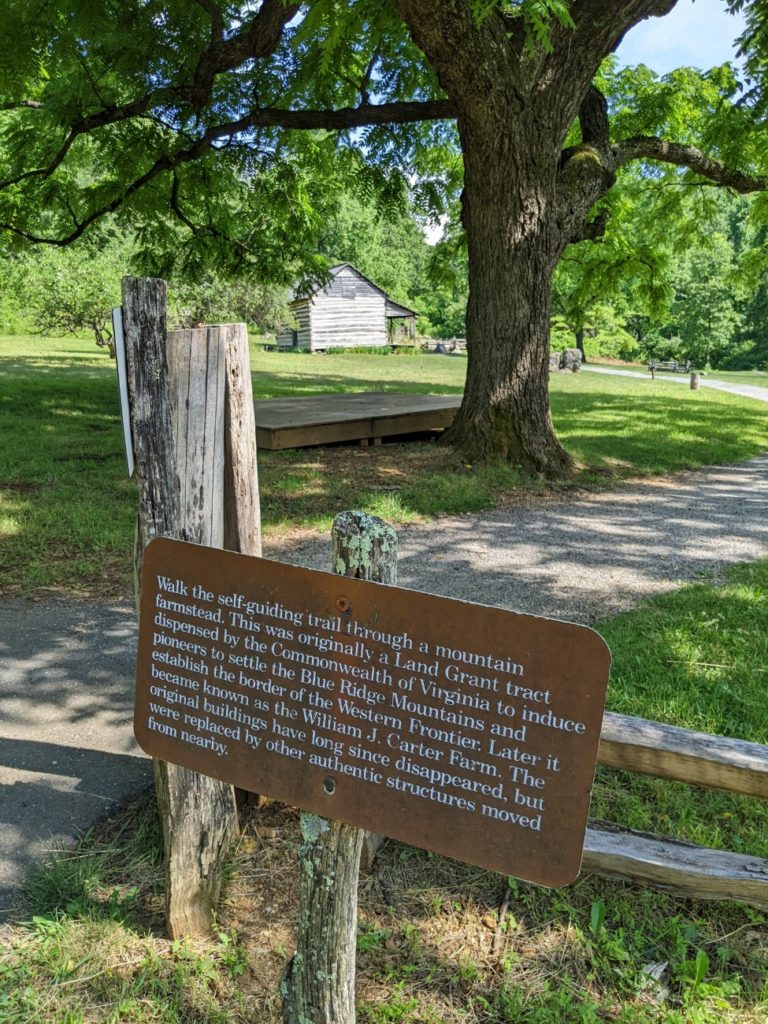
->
[276,263,417,351]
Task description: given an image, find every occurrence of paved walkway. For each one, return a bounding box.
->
[1,372,767,920]
[0,600,147,919]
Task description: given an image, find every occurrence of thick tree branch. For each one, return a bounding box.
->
[614,136,767,193]
[540,0,677,126]
[0,117,235,245]
[1,0,300,192]
[579,85,610,148]
[394,1,679,139]
[0,94,453,197]
[570,210,610,243]
[239,98,454,130]
[191,0,225,39]
[189,0,300,109]
[392,0,521,114]
[556,144,615,246]
[0,100,43,110]
[560,0,678,66]
[0,95,161,189]
[0,98,455,245]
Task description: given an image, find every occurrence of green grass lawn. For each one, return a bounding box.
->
[696,369,768,388]
[2,334,768,595]
[595,560,768,858]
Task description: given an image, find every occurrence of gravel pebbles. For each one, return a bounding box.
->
[265,453,768,625]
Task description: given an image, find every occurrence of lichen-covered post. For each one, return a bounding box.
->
[282,511,397,1024]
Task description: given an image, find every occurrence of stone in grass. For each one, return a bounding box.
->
[561,348,582,372]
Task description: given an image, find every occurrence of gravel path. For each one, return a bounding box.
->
[268,454,768,622]
[2,425,767,919]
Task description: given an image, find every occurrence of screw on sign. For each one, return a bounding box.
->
[135,537,610,887]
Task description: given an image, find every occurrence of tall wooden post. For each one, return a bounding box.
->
[221,323,262,558]
[122,281,239,938]
[282,511,397,1024]
[122,278,180,552]
[220,322,263,807]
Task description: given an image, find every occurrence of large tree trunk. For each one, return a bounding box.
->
[444,126,575,478]
[393,4,630,480]
[575,327,587,363]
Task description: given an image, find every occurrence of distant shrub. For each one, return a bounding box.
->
[586,328,640,362]
[325,345,392,355]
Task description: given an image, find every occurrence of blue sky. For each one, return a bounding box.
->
[616,0,746,74]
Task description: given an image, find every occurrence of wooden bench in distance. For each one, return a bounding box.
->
[648,359,692,374]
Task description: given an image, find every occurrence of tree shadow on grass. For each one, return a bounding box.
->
[256,384,768,537]
[354,839,768,1023]
[251,368,465,399]
[551,387,768,474]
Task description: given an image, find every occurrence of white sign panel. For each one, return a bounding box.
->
[112,306,135,478]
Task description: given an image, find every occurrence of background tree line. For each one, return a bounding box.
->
[2,174,766,371]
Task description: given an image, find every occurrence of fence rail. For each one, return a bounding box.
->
[598,711,768,799]
[584,711,768,908]
[584,822,768,909]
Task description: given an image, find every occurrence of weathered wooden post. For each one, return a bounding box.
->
[690,371,701,390]
[220,321,264,809]
[282,511,397,1024]
[122,280,239,937]
[221,323,262,558]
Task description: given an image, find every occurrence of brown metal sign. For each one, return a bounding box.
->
[135,538,610,887]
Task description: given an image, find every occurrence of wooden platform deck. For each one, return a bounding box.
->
[254,391,461,450]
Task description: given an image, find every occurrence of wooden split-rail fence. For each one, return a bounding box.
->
[585,712,768,909]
